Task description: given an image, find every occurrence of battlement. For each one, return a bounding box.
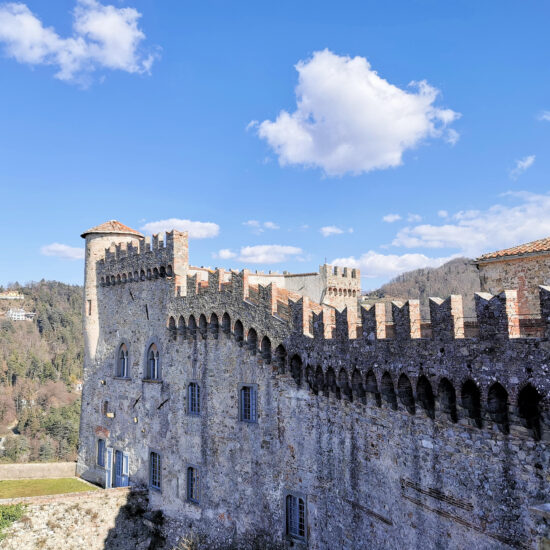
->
[163,259,550,342]
[96,230,188,291]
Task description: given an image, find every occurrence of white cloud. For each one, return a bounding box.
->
[510,155,535,180]
[320,225,353,237]
[217,249,236,260]
[437,210,449,218]
[41,243,84,260]
[407,213,422,222]
[243,220,280,233]
[382,214,401,223]
[537,111,550,122]
[0,0,157,84]
[140,218,219,239]
[392,191,550,257]
[332,250,456,279]
[215,245,303,264]
[256,49,460,176]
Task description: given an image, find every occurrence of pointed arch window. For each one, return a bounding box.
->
[147,344,160,380]
[117,344,129,378]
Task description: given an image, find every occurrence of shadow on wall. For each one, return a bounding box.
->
[103,490,164,550]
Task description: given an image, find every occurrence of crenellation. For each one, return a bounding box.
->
[429,295,465,340]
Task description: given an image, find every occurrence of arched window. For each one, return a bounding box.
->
[286,494,306,541]
[199,314,207,339]
[234,320,244,346]
[159,266,166,278]
[166,265,173,277]
[247,328,258,355]
[352,369,365,403]
[461,379,482,428]
[417,376,435,419]
[188,315,197,339]
[147,344,160,380]
[365,370,381,407]
[168,317,176,341]
[209,313,219,339]
[487,382,509,434]
[338,368,352,401]
[188,382,200,416]
[275,344,286,371]
[438,378,457,423]
[290,354,303,386]
[261,336,271,364]
[381,372,397,410]
[518,384,542,441]
[117,344,129,378]
[398,374,415,415]
[325,367,338,398]
[222,312,231,335]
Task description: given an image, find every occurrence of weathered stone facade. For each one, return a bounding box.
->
[77,222,550,549]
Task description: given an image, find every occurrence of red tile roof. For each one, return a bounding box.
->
[477,236,550,261]
[81,220,143,239]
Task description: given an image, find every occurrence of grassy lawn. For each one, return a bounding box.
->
[0,478,97,499]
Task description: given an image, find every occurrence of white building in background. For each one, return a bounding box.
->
[6,308,35,321]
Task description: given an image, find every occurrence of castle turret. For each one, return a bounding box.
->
[81,221,144,370]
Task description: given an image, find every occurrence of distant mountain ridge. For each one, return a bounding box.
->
[362,258,480,317]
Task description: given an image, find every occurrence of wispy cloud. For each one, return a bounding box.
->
[0,0,158,85]
[255,49,460,176]
[243,220,280,234]
[391,191,550,257]
[320,225,353,237]
[214,244,303,264]
[140,218,219,239]
[382,214,401,223]
[510,155,535,180]
[537,111,550,122]
[41,243,84,260]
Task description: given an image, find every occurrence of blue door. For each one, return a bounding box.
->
[114,450,129,487]
[105,447,113,489]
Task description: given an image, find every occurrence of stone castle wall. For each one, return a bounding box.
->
[77,230,550,549]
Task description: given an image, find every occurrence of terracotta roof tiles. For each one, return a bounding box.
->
[81,220,143,239]
[477,236,550,261]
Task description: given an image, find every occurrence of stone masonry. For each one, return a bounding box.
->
[77,221,550,549]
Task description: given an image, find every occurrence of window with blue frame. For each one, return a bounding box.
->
[187,466,200,503]
[239,384,257,422]
[150,451,161,490]
[188,382,200,415]
[97,438,105,467]
[286,493,306,541]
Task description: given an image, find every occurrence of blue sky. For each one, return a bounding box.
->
[0,0,549,290]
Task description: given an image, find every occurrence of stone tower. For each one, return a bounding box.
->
[80,221,144,371]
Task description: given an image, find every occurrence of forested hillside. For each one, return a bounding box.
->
[0,281,83,462]
[362,258,481,316]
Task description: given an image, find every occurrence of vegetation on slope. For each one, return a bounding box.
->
[362,257,481,317]
[0,281,83,462]
[0,478,96,499]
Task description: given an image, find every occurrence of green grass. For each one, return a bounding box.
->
[0,478,97,499]
[0,504,25,540]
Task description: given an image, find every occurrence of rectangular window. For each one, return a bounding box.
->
[97,438,105,467]
[239,385,257,422]
[188,382,200,415]
[150,451,161,490]
[87,300,92,316]
[286,494,306,540]
[187,466,200,503]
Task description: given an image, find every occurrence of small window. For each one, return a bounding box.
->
[187,466,200,503]
[286,493,306,541]
[97,438,105,467]
[188,382,200,416]
[239,385,257,423]
[150,451,161,490]
[117,344,129,378]
[147,344,160,380]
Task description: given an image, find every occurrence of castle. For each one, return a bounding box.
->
[77,220,550,549]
